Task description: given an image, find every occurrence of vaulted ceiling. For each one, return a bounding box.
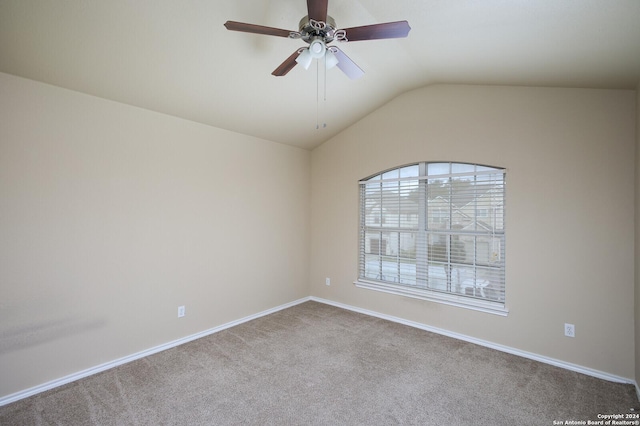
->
[1,1,639,150]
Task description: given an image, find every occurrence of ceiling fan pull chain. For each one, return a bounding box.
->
[316,59,320,130]
[322,52,328,128]
[314,57,327,130]
[324,52,328,102]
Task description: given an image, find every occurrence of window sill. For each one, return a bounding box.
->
[354,279,509,316]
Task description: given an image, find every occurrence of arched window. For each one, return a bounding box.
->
[356,162,507,315]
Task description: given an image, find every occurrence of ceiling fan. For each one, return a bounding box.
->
[224,0,411,80]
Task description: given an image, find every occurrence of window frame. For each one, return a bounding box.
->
[355,162,508,316]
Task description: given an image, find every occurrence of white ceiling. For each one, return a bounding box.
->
[1,0,639,150]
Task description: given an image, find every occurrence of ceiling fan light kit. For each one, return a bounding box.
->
[295,48,313,70]
[295,38,338,70]
[308,39,326,58]
[224,0,411,79]
[324,48,339,69]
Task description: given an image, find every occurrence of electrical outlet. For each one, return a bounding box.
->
[178,306,185,318]
[325,277,331,286]
[564,323,575,337]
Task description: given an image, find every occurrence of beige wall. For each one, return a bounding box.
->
[0,72,310,398]
[310,84,636,379]
[636,85,640,392]
[1,74,637,400]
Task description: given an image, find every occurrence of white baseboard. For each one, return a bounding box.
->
[310,296,638,389]
[3,295,637,407]
[0,297,311,407]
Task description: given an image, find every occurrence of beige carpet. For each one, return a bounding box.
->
[1,301,637,425]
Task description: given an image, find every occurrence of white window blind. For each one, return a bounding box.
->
[356,162,507,315]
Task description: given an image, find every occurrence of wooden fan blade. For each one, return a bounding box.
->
[224,21,293,38]
[307,0,328,23]
[272,50,301,76]
[332,48,364,80]
[341,21,411,42]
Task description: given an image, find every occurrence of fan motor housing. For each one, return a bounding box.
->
[298,15,337,43]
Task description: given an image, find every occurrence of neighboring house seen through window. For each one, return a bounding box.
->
[356,162,507,315]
